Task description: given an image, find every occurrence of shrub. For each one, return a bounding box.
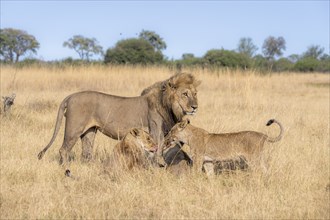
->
[273,58,294,72]
[203,49,250,69]
[252,55,269,70]
[104,38,163,65]
[294,57,320,72]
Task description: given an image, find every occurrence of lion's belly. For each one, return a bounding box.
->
[93,95,149,139]
[99,120,148,140]
[96,109,149,140]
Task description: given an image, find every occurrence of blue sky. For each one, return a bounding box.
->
[1,1,329,61]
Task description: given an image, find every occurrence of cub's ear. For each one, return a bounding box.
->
[130,128,140,137]
[179,119,190,128]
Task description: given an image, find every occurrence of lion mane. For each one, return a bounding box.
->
[142,73,201,135]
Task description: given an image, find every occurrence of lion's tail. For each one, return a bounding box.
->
[265,119,284,143]
[37,95,71,160]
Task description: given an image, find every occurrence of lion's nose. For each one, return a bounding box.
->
[191,105,198,110]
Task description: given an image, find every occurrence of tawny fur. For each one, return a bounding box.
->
[103,128,158,172]
[164,119,283,174]
[37,73,200,165]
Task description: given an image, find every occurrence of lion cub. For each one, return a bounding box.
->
[104,128,159,172]
[66,128,159,178]
[164,119,283,175]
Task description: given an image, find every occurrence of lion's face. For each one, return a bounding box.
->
[163,78,200,121]
[172,85,198,117]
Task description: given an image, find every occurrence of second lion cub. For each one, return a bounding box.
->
[164,119,283,175]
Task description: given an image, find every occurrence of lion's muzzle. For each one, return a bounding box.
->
[186,105,198,115]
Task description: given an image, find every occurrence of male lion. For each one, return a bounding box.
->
[164,119,284,175]
[37,73,200,165]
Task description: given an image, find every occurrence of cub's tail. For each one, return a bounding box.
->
[265,119,284,143]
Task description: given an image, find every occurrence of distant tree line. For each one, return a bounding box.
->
[0,27,329,73]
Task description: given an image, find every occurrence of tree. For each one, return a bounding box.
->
[0,28,40,63]
[63,35,103,61]
[237,37,258,57]
[302,45,325,60]
[104,38,163,65]
[262,36,286,60]
[139,30,166,51]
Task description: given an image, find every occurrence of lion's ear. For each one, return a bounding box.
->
[130,128,140,137]
[162,81,176,91]
[167,81,177,90]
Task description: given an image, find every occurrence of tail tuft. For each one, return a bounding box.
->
[65,169,71,177]
[265,119,284,143]
[37,151,44,160]
[266,119,275,126]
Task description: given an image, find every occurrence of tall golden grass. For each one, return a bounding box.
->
[0,65,329,219]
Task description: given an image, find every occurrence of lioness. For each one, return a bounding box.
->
[104,128,159,171]
[37,73,200,165]
[164,119,283,174]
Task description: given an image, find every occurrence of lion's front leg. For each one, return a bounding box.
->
[148,120,166,167]
[148,111,166,166]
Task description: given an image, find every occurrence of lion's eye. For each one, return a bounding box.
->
[183,92,188,97]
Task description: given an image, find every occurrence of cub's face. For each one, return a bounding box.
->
[163,120,190,151]
[126,128,158,156]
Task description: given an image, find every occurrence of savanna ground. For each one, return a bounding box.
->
[0,65,329,219]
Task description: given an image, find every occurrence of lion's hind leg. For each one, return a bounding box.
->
[59,122,85,165]
[81,127,97,162]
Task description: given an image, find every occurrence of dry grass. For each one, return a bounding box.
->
[0,65,329,219]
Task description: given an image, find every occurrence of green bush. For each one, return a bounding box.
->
[294,57,320,72]
[203,49,250,69]
[252,55,269,70]
[104,38,163,65]
[318,56,330,72]
[274,58,294,72]
[15,58,46,68]
[177,54,204,67]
